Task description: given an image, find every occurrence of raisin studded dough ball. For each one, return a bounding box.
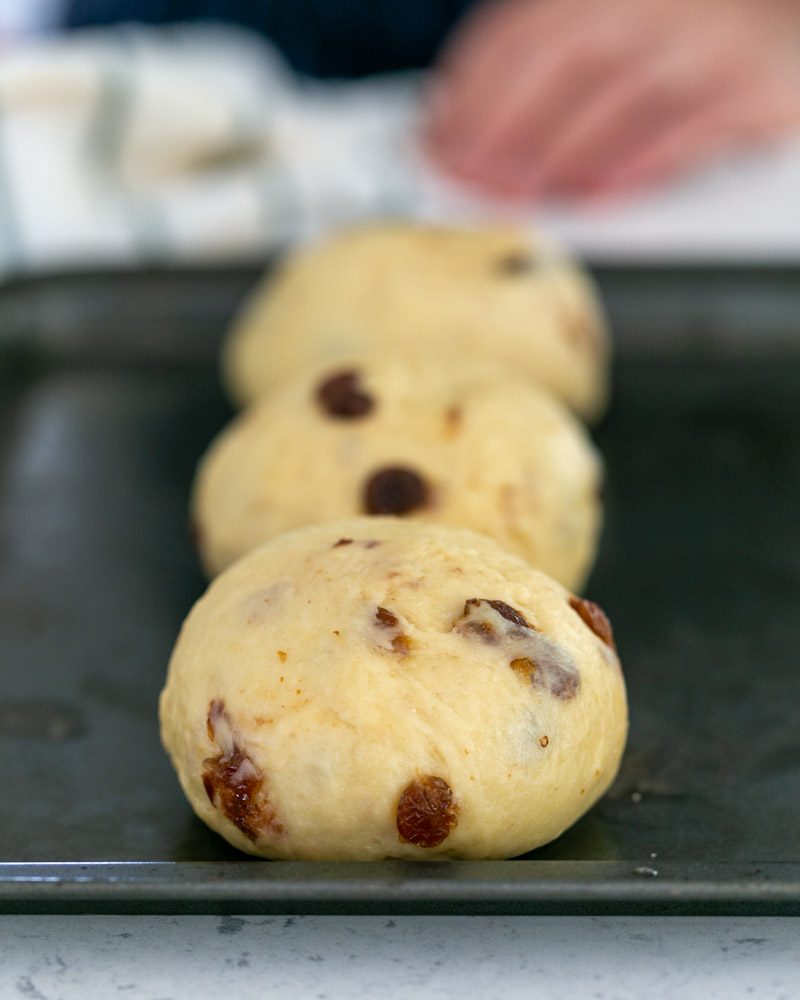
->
[193,355,603,590]
[160,518,627,860]
[222,223,611,421]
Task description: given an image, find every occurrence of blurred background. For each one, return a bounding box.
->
[0,0,799,279]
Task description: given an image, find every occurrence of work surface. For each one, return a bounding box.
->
[0,267,799,915]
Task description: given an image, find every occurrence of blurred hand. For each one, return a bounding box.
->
[425,0,800,199]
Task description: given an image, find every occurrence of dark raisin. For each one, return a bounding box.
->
[203,700,281,841]
[396,775,458,847]
[316,370,374,419]
[333,538,353,547]
[363,467,429,515]
[455,598,531,643]
[459,598,531,631]
[497,252,535,275]
[569,596,616,652]
[375,606,399,628]
[484,599,531,629]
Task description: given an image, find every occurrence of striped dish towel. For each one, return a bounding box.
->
[0,23,437,279]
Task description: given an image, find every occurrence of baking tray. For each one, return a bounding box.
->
[1,266,799,915]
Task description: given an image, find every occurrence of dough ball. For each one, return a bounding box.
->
[193,354,603,590]
[222,223,611,421]
[160,518,628,860]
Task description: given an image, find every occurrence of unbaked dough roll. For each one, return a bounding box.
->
[160,517,627,860]
[222,222,610,421]
[193,354,603,589]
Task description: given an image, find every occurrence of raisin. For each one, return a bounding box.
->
[497,252,535,275]
[363,467,429,515]
[392,634,412,655]
[396,775,458,847]
[375,606,399,628]
[316,370,374,418]
[539,735,549,748]
[509,656,537,681]
[203,700,281,841]
[375,606,412,655]
[456,599,531,642]
[569,596,616,652]
[483,599,530,629]
[333,538,353,548]
[455,601,580,699]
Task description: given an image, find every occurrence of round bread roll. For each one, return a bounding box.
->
[160,518,627,860]
[193,354,603,589]
[222,222,611,421]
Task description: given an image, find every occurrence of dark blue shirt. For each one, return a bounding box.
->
[65,0,479,77]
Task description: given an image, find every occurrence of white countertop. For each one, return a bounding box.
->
[2,915,798,999]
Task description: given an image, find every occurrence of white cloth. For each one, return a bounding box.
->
[0,22,799,280]
[0,0,63,39]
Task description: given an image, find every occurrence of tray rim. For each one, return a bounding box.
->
[2,861,799,916]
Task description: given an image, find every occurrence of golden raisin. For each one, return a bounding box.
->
[510,657,537,681]
[396,775,458,848]
[392,634,412,655]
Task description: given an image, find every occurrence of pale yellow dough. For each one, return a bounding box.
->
[222,223,611,420]
[192,354,603,589]
[160,518,628,860]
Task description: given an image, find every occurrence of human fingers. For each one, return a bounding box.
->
[528,50,722,195]
[595,89,800,195]
[426,0,537,152]
[432,29,647,191]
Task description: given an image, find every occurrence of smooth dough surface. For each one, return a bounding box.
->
[160,517,628,861]
[193,354,603,589]
[222,223,611,420]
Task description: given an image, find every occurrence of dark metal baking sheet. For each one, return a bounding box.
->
[1,267,799,915]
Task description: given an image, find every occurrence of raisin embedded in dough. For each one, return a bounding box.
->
[222,222,611,421]
[192,354,603,588]
[396,776,459,847]
[316,370,374,419]
[160,517,627,861]
[363,467,430,516]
